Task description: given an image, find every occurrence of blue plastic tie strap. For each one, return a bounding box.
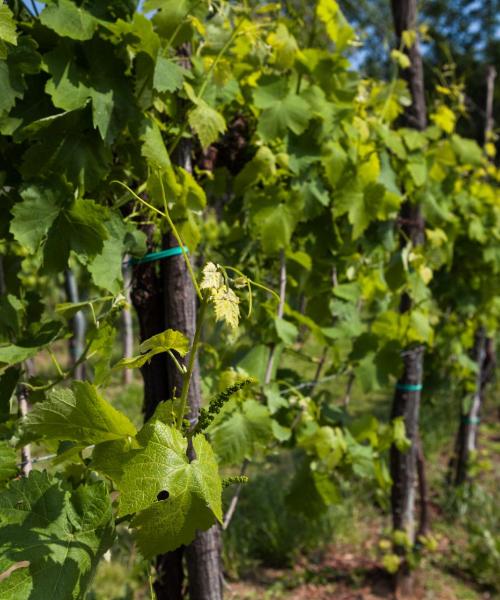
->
[129,246,189,266]
[396,382,423,392]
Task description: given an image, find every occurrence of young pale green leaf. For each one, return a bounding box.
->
[139,329,189,355]
[40,0,98,41]
[0,471,114,599]
[316,0,354,51]
[0,5,17,45]
[20,381,137,445]
[188,100,226,149]
[212,287,240,330]
[267,23,298,70]
[116,329,190,370]
[0,442,17,484]
[200,262,224,291]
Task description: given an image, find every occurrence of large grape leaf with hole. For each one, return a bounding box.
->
[92,421,222,557]
[0,471,114,599]
[20,381,137,445]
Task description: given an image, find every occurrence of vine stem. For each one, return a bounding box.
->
[176,293,209,428]
[113,180,203,301]
[158,174,202,301]
[222,460,249,530]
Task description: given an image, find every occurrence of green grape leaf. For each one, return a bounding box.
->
[42,198,109,274]
[0,5,17,45]
[87,237,123,294]
[116,329,189,369]
[250,200,295,253]
[21,110,112,192]
[40,0,98,41]
[0,61,22,115]
[10,183,67,253]
[0,442,17,484]
[139,116,171,170]
[0,322,62,371]
[450,134,483,166]
[188,100,226,149]
[254,79,310,141]
[43,44,92,112]
[274,317,298,344]
[209,399,273,465]
[268,23,298,69]
[0,471,114,599]
[89,213,140,293]
[95,421,222,557]
[20,381,137,445]
[0,37,40,115]
[316,0,354,51]
[0,345,40,370]
[407,159,427,187]
[272,421,292,442]
[153,56,185,93]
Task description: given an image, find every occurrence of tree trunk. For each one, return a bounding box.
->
[161,231,223,600]
[416,435,429,538]
[390,0,427,131]
[389,1,427,594]
[64,269,86,380]
[163,141,223,600]
[130,226,185,600]
[484,65,496,144]
[453,328,487,486]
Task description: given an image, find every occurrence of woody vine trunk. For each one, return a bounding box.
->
[389,0,428,594]
[130,225,184,600]
[167,142,223,600]
[131,213,223,600]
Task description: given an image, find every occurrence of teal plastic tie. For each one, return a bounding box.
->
[462,415,480,425]
[128,246,189,265]
[396,382,423,392]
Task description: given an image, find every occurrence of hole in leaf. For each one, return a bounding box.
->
[157,490,169,501]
